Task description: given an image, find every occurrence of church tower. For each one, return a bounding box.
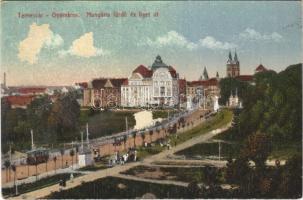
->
[226,50,240,78]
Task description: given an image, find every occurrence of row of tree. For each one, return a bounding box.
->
[1,91,81,153]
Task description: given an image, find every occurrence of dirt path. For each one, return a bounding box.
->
[113,174,188,187]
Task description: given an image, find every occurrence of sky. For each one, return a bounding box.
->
[1,1,302,86]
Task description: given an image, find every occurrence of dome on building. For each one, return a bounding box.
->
[151,55,169,70]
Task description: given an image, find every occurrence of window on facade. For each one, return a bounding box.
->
[167,87,172,96]
[154,87,159,96]
[160,86,165,96]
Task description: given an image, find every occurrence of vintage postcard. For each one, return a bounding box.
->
[0,1,302,199]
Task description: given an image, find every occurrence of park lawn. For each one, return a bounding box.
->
[77,164,108,172]
[269,141,302,160]
[137,109,233,160]
[168,109,233,147]
[45,176,190,199]
[175,141,242,159]
[80,110,174,139]
[121,165,224,184]
[2,173,81,197]
[136,144,166,160]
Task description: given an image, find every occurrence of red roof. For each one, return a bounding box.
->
[187,78,218,87]
[168,66,178,78]
[133,65,152,78]
[122,79,128,86]
[75,82,88,89]
[18,87,46,94]
[4,95,35,107]
[255,64,268,73]
[236,75,253,82]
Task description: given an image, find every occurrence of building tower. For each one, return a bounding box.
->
[199,66,209,81]
[226,50,240,78]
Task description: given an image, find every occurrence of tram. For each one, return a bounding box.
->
[26,148,50,165]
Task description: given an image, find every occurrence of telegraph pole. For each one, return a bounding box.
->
[81,131,84,150]
[30,129,35,150]
[86,123,89,147]
[218,140,221,161]
[203,89,206,110]
[125,117,128,133]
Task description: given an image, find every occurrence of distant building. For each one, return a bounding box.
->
[83,78,127,108]
[3,95,35,109]
[226,51,240,78]
[17,87,48,96]
[254,64,268,74]
[186,77,220,105]
[235,75,254,83]
[178,78,187,104]
[121,55,180,107]
[199,66,209,80]
[227,89,242,108]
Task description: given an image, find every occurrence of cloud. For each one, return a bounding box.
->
[139,31,198,50]
[239,28,283,42]
[59,32,109,58]
[18,23,63,64]
[45,33,64,48]
[139,31,236,51]
[199,36,237,50]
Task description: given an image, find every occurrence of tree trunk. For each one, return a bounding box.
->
[133,135,136,147]
[71,156,73,169]
[35,164,38,181]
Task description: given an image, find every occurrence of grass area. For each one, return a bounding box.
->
[45,176,190,199]
[2,173,81,197]
[121,165,224,184]
[168,109,233,147]
[80,110,175,139]
[269,141,302,160]
[175,141,242,159]
[136,144,166,160]
[77,164,108,172]
[135,109,233,160]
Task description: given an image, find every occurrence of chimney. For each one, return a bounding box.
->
[3,72,6,88]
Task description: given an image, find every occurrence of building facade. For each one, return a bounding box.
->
[121,55,180,107]
[83,78,127,108]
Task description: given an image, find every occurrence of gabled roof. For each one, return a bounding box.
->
[133,65,152,78]
[91,78,127,89]
[255,64,268,73]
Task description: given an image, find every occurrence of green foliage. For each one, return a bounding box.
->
[219,78,250,105]
[1,92,81,153]
[219,64,302,159]
[2,173,81,197]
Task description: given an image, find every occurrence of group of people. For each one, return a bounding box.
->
[108,148,137,167]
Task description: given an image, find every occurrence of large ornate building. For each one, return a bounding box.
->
[226,51,240,77]
[121,55,180,107]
